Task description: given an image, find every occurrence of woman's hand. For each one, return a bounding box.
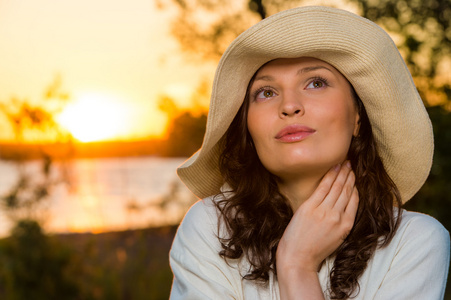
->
[276,161,359,299]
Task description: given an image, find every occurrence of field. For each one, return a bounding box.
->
[0,223,177,300]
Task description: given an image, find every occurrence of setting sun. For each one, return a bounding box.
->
[56,93,135,142]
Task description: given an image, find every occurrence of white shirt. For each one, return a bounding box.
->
[170,197,450,299]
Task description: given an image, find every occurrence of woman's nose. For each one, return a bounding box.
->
[279,91,304,117]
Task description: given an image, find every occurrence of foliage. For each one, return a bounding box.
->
[0,221,177,300]
[163,110,207,156]
[0,220,80,299]
[0,77,73,222]
[0,75,72,144]
[0,78,77,298]
[403,105,451,299]
[404,106,451,229]
[158,81,208,157]
[54,226,176,300]
[157,0,305,61]
[349,0,451,107]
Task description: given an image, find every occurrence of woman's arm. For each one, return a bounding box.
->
[277,162,359,299]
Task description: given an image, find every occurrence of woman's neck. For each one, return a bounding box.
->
[278,174,324,211]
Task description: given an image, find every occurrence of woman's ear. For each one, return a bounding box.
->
[353,113,361,137]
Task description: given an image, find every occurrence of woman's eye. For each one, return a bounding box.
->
[255,89,276,100]
[306,79,327,89]
[262,90,274,97]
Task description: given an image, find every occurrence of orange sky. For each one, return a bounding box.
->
[0,0,216,142]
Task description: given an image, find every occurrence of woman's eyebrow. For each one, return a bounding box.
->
[253,75,275,82]
[297,65,334,75]
[254,65,335,82]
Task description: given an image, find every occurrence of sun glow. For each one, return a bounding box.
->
[56,93,134,142]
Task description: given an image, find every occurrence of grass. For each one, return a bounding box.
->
[58,225,177,300]
[0,223,177,300]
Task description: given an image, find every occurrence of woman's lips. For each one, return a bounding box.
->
[275,124,316,142]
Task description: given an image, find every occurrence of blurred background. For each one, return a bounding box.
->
[0,0,449,299]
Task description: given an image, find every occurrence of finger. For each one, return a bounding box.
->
[334,170,355,212]
[344,186,359,221]
[308,163,341,207]
[321,161,352,208]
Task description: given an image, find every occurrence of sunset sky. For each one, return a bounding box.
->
[0,0,217,142]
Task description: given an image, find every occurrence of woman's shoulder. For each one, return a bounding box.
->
[388,209,450,257]
[398,210,449,240]
[370,209,449,265]
[358,210,450,298]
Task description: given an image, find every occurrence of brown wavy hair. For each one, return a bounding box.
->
[215,74,402,299]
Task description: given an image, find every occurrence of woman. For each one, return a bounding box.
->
[169,6,450,299]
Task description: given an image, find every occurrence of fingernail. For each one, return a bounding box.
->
[334,164,341,171]
[346,161,351,168]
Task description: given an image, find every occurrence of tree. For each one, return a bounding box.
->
[0,220,80,299]
[0,76,73,223]
[348,0,451,108]
[157,0,306,61]
[158,80,209,157]
[0,75,72,145]
[0,78,79,298]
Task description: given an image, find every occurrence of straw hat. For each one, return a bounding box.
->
[177,6,433,203]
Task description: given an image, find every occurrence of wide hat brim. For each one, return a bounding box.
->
[177,6,433,203]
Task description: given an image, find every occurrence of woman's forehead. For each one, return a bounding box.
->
[252,57,347,85]
[256,57,339,74]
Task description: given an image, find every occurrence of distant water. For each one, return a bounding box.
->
[0,156,197,237]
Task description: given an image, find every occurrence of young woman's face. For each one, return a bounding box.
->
[247,57,360,181]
